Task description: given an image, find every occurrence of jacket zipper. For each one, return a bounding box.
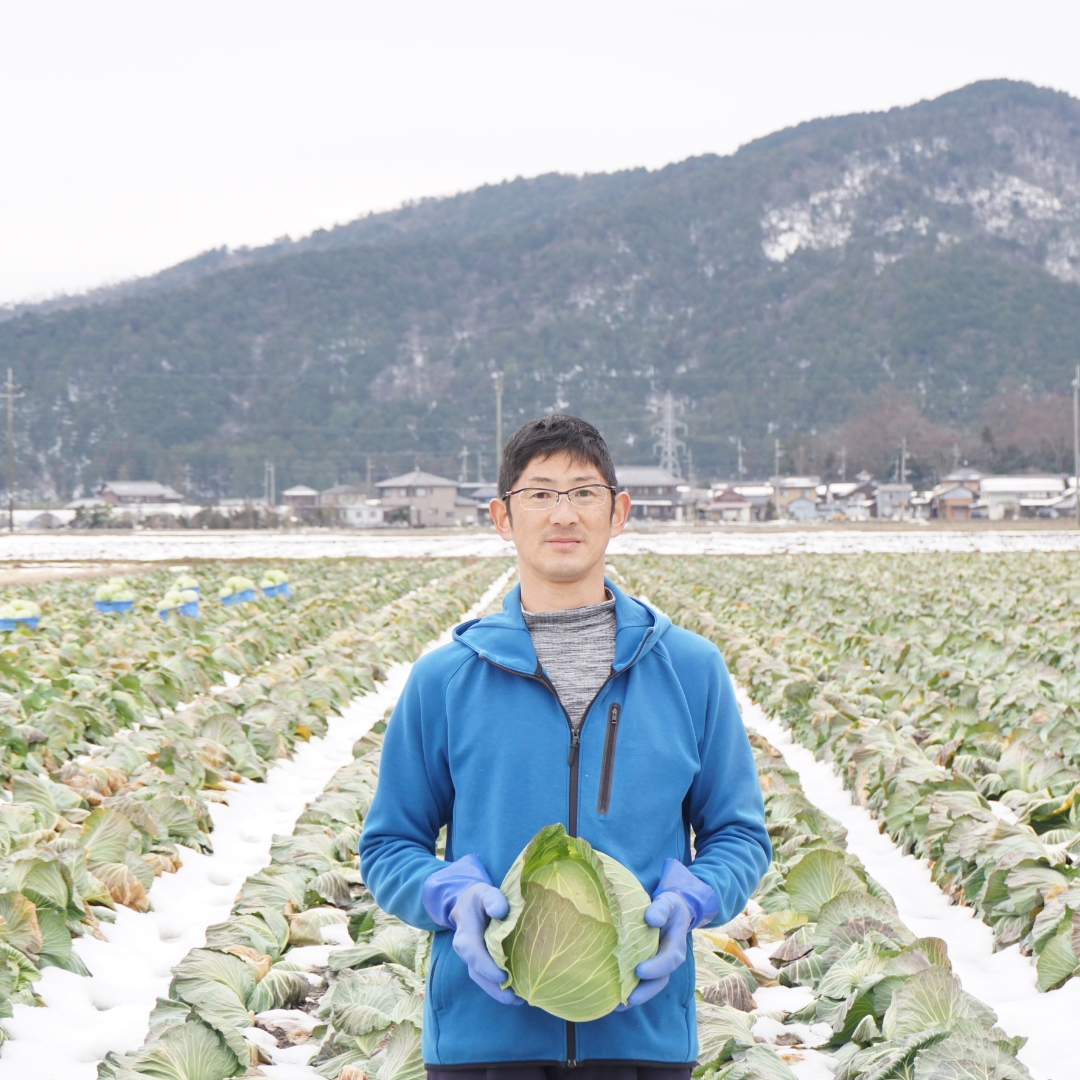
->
[596,702,622,815]
[478,627,652,1067]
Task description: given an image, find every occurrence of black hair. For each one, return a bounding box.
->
[499,414,617,499]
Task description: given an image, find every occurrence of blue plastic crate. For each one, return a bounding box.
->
[221,589,256,607]
[0,616,39,632]
[158,600,200,622]
[260,582,290,599]
[95,599,134,614]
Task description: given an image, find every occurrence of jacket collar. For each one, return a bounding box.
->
[452,576,670,676]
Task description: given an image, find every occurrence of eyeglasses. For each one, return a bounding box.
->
[503,484,617,511]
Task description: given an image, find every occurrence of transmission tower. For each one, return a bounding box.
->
[651,391,687,478]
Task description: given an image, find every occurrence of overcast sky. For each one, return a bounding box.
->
[2,0,1079,306]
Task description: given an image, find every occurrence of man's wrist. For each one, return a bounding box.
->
[422,853,494,929]
[654,857,720,930]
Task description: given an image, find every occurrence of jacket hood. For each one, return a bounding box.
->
[452,577,670,675]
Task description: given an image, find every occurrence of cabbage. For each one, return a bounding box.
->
[175,574,199,590]
[221,576,256,597]
[260,569,288,587]
[484,824,658,1022]
[95,579,135,602]
[0,599,41,619]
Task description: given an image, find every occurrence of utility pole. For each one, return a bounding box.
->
[492,372,504,480]
[1073,364,1079,528]
[263,460,276,508]
[1,370,24,533]
[839,445,847,482]
[900,438,907,485]
[458,445,470,483]
[365,454,373,493]
[736,438,745,481]
[476,451,485,485]
[774,438,781,477]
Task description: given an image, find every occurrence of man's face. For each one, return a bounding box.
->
[489,451,631,584]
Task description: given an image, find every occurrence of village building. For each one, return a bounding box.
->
[731,484,775,521]
[375,470,474,526]
[930,484,976,521]
[615,466,685,521]
[95,481,184,505]
[770,476,821,518]
[978,475,1066,520]
[875,482,914,520]
[704,487,753,523]
[281,485,319,510]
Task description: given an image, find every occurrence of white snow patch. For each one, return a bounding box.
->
[753,983,816,1015]
[6,528,1080,565]
[0,568,515,1080]
[737,689,1080,1080]
[778,1047,837,1080]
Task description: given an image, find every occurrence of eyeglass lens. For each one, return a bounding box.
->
[517,486,609,510]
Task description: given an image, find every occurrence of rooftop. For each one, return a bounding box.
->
[980,475,1066,495]
[615,466,682,486]
[96,480,183,500]
[376,470,458,489]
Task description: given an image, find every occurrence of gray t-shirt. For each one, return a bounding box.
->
[521,591,616,729]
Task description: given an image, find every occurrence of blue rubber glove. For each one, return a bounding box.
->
[422,854,524,1006]
[618,858,720,1010]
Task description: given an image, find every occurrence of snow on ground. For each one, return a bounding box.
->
[0,567,515,1080]
[737,688,1080,1080]
[5,526,1080,563]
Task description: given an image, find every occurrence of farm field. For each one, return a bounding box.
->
[4,525,1080,566]
[0,552,1070,1079]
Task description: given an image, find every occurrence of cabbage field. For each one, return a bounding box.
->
[0,552,1069,1080]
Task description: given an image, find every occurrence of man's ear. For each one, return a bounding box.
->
[490,498,514,541]
[609,491,631,538]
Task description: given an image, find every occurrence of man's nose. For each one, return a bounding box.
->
[548,496,581,524]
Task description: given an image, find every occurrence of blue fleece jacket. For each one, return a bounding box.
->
[360,579,771,1066]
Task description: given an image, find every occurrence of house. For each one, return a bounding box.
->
[340,502,387,528]
[978,475,1067,520]
[282,485,319,510]
[616,466,685,521]
[771,476,821,518]
[375,470,467,526]
[786,496,819,520]
[96,481,183,505]
[466,484,500,526]
[876,482,913,520]
[940,467,983,492]
[705,487,753,523]
[319,484,368,508]
[930,484,975,521]
[731,484,775,521]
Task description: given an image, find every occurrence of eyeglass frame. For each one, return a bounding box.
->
[502,483,619,510]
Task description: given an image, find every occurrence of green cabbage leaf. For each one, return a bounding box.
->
[484,823,659,1022]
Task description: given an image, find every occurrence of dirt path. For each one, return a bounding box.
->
[0,562,158,586]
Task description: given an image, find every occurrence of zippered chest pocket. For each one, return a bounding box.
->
[597,702,621,815]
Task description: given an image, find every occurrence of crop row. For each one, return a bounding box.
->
[0,558,461,782]
[102,709,1028,1077]
[0,559,507,1034]
[611,553,1080,993]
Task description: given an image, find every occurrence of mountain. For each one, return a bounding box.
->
[3,79,1079,500]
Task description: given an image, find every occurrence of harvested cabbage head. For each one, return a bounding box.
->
[484,823,658,1021]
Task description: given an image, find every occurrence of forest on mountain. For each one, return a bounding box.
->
[2,78,1079,499]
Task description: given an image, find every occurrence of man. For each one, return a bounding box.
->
[361,414,770,1078]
